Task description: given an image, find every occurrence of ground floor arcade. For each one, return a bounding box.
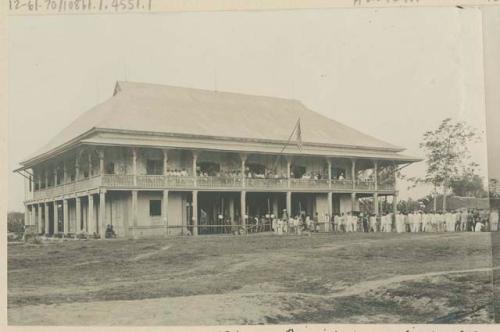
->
[24,190,397,238]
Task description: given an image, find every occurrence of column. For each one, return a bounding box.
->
[53,167,58,186]
[44,202,49,235]
[373,160,378,191]
[99,150,105,175]
[63,198,69,234]
[240,154,247,187]
[393,191,399,216]
[132,148,137,186]
[373,193,379,216]
[132,190,138,227]
[163,190,169,235]
[53,200,59,234]
[351,159,356,190]
[76,197,81,233]
[286,157,292,188]
[351,192,356,212]
[63,163,67,184]
[286,191,292,218]
[240,191,247,228]
[163,149,168,174]
[228,196,235,224]
[88,194,94,234]
[75,158,80,182]
[44,169,48,188]
[37,204,43,234]
[192,151,198,186]
[327,159,332,188]
[99,190,106,237]
[24,205,29,228]
[32,205,36,227]
[192,190,198,236]
[88,151,92,177]
[327,192,333,217]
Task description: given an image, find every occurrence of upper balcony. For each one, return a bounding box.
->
[27,145,398,202]
[30,173,395,201]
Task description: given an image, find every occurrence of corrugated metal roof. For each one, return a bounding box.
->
[23,81,406,163]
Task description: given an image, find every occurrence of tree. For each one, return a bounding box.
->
[8,212,25,234]
[449,166,487,198]
[411,118,479,211]
[490,178,500,198]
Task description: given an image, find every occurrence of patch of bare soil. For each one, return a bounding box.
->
[9,267,496,325]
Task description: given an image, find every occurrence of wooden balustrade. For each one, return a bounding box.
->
[31,174,394,199]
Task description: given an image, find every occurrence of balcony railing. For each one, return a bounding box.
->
[32,175,101,200]
[30,174,395,200]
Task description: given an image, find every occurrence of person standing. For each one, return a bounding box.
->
[369,213,377,232]
[490,209,499,232]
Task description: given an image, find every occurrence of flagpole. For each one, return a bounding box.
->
[272,118,301,172]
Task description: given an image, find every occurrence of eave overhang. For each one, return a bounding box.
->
[17,128,422,171]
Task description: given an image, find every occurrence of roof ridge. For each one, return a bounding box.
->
[114,80,304,104]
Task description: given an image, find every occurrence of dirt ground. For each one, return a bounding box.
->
[7,232,499,325]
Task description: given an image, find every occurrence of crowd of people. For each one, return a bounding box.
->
[165,168,189,177]
[264,208,499,235]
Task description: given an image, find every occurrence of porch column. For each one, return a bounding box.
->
[38,204,43,234]
[132,148,137,186]
[240,154,247,187]
[88,151,92,177]
[88,194,94,234]
[228,196,235,224]
[75,158,80,182]
[240,191,247,228]
[99,149,104,175]
[163,149,168,174]
[24,205,29,227]
[132,190,138,226]
[351,159,356,190]
[373,193,379,216]
[286,191,292,218]
[192,190,198,236]
[75,197,81,233]
[327,192,333,217]
[327,159,332,189]
[163,149,169,187]
[286,157,292,188]
[373,160,378,191]
[393,191,399,216]
[44,169,48,188]
[63,198,69,234]
[53,167,58,187]
[163,190,169,235]
[63,163,68,184]
[99,189,106,237]
[44,202,49,235]
[393,166,398,215]
[351,192,356,212]
[53,200,59,234]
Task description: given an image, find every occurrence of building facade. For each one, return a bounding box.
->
[16,82,420,238]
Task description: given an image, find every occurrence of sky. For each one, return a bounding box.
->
[7,6,496,211]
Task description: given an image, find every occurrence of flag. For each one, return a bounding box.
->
[295,118,302,151]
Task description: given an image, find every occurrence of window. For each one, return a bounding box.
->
[149,200,161,217]
[105,162,115,174]
[147,159,163,175]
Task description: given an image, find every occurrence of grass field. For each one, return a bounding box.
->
[7,232,500,325]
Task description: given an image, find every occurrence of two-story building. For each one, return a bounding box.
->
[16,81,420,238]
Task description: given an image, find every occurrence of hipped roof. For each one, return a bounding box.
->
[21,81,413,165]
